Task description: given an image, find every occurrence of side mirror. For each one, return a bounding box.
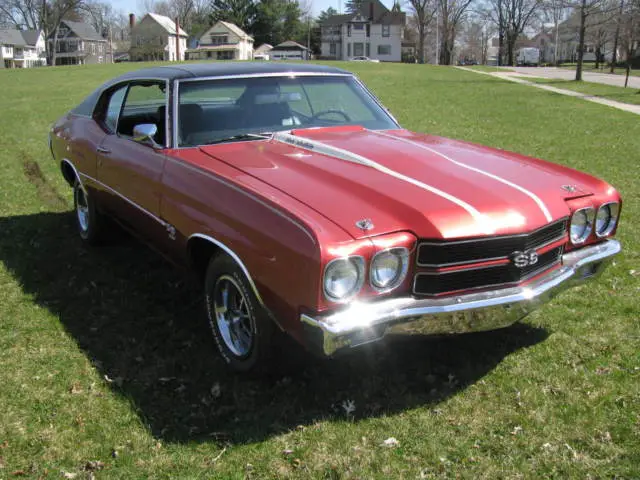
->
[133,123,160,148]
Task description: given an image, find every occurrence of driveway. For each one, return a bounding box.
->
[501,66,640,89]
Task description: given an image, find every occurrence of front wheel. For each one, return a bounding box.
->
[204,254,274,372]
[73,180,105,244]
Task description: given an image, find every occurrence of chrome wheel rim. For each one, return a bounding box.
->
[75,187,90,232]
[213,275,254,357]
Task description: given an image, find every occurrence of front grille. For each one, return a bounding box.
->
[413,246,563,295]
[417,218,567,267]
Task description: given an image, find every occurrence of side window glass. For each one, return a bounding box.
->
[104,86,127,133]
[117,82,167,144]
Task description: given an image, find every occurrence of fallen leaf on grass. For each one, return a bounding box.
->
[596,366,611,375]
[282,449,294,456]
[380,437,400,448]
[511,426,523,435]
[630,270,638,277]
[61,472,77,479]
[210,383,222,398]
[69,383,83,394]
[11,470,26,476]
[83,461,104,472]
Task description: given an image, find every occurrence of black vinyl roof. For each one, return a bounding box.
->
[109,62,351,84]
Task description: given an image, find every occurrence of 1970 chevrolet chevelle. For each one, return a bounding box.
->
[50,63,622,371]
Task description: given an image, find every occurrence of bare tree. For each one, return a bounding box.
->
[564,0,616,80]
[620,0,639,85]
[542,0,568,64]
[406,0,436,63]
[484,0,542,65]
[438,0,476,64]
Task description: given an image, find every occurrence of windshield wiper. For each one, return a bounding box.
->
[203,133,272,145]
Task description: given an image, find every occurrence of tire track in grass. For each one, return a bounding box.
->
[21,155,69,212]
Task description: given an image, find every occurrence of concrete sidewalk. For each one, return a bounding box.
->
[500,66,640,89]
[458,66,640,116]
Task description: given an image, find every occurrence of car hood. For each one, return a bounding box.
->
[198,127,606,240]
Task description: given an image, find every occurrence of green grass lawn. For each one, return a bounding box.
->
[521,77,640,106]
[1,62,639,478]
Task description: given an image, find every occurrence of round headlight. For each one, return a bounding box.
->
[370,247,409,291]
[323,257,365,302]
[570,207,595,244]
[595,202,619,237]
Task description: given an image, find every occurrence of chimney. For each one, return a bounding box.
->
[175,17,181,62]
[129,13,135,30]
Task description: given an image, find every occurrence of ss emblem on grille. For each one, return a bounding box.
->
[511,249,539,268]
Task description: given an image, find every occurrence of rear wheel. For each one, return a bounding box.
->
[204,254,274,372]
[73,180,105,244]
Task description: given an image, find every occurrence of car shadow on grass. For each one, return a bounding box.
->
[0,211,549,445]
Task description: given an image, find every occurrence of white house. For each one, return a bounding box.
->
[129,13,188,62]
[320,0,405,62]
[0,29,46,68]
[254,43,273,60]
[186,21,253,61]
[269,40,310,60]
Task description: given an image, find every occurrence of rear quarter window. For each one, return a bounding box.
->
[71,89,101,116]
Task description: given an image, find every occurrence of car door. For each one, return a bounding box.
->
[95,80,170,245]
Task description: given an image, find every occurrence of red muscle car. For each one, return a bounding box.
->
[50,63,622,372]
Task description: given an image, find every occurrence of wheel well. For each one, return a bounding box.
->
[188,237,222,283]
[60,161,76,187]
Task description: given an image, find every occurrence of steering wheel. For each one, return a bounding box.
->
[310,109,352,122]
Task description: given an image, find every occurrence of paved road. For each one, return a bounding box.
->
[501,66,640,89]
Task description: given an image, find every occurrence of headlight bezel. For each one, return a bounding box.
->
[323,255,366,303]
[369,247,410,293]
[595,201,619,238]
[570,207,595,245]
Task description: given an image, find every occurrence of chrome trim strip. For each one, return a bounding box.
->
[302,239,621,356]
[61,158,84,189]
[176,72,354,83]
[272,131,489,231]
[189,233,266,306]
[79,172,169,228]
[372,130,554,223]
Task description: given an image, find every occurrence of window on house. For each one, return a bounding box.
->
[347,24,352,37]
[378,44,391,55]
[366,24,370,37]
[382,25,390,37]
[347,43,351,57]
[354,43,364,56]
[366,43,370,56]
[354,23,364,30]
[211,35,228,45]
[329,43,336,55]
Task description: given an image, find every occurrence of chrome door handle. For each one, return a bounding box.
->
[97,146,111,154]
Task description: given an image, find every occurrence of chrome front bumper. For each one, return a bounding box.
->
[301,240,621,356]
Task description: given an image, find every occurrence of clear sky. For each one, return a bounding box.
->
[111,0,395,19]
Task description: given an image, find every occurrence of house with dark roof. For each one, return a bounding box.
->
[48,20,108,65]
[186,21,253,61]
[129,13,188,62]
[319,0,406,62]
[0,29,45,68]
[269,40,310,60]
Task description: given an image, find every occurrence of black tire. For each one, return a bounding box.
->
[204,253,275,372]
[73,179,105,245]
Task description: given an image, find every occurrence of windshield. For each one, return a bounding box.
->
[176,75,398,147]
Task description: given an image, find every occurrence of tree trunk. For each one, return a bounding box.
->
[610,0,624,73]
[51,28,59,67]
[418,21,425,64]
[575,0,587,81]
[507,33,515,66]
[498,28,504,66]
[595,45,601,69]
[554,18,560,65]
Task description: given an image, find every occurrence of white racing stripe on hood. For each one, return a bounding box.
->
[373,131,553,222]
[272,131,494,233]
